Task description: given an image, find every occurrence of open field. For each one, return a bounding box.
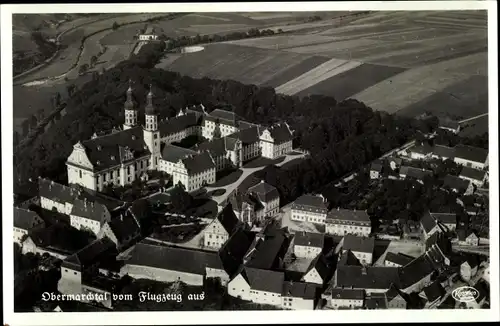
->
[162,43,317,86]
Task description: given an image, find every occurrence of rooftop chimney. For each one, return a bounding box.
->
[361,266,367,275]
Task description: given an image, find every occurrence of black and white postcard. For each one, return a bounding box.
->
[2,1,498,325]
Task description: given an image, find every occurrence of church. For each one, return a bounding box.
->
[66,81,294,193]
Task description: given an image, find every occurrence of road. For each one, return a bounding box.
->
[452,244,490,256]
[458,113,489,124]
[206,152,306,212]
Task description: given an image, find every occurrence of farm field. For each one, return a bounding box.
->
[459,115,489,137]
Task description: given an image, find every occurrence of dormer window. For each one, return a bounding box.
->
[97,145,102,151]
[132,135,136,140]
[96,161,100,165]
[111,156,115,161]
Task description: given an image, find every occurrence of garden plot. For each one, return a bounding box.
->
[275,58,362,96]
[261,55,330,88]
[224,34,338,50]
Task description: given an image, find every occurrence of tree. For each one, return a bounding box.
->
[112,22,119,30]
[66,84,76,97]
[170,186,194,214]
[90,55,98,67]
[78,63,89,75]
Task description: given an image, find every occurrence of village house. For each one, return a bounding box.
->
[323,288,364,310]
[301,254,331,285]
[364,293,388,309]
[121,241,229,286]
[229,192,264,226]
[218,229,256,285]
[332,265,401,294]
[431,144,456,161]
[243,226,290,270]
[453,144,488,170]
[460,255,480,282]
[419,280,446,308]
[201,109,242,140]
[399,166,433,182]
[459,166,488,187]
[408,144,433,160]
[13,207,45,244]
[443,175,474,195]
[226,126,262,162]
[369,162,383,179]
[384,252,414,268]
[97,208,141,251]
[456,229,480,246]
[21,224,87,260]
[290,194,328,224]
[388,157,402,170]
[159,112,202,145]
[385,284,408,309]
[325,208,371,237]
[281,281,319,310]
[430,212,457,232]
[293,231,324,259]
[341,234,375,266]
[203,205,242,250]
[70,198,112,235]
[38,177,80,215]
[228,266,284,306]
[247,180,281,217]
[398,255,436,294]
[58,238,118,299]
[420,211,446,240]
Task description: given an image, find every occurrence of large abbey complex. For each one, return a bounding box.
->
[66,81,294,193]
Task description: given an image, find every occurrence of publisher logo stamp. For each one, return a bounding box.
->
[452,286,479,303]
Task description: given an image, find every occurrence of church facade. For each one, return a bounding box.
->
[66,81,294,193]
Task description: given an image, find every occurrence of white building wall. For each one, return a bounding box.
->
[294,245,322,259]
[121,264,204,286]
[205,267,229,286]
[70,215,102,235]
[242,142,260,161]
[290,209,327,224]
[302,268,323,285]
[281,296,314,310]
[249,289,282,306]
[14,228,28,244]
[329,298,364,309]
[228,273,251,300]
[40,197,66,214]
[326,222,371,237]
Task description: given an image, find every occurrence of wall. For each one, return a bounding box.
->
[281,296,314,310]
[454,158,486,170]
[329,298,363,309]
[14,227,28,244]
[40,197,66,214]
[70,215,101,235]
[302,268,323,285]
[228,273,251,300]
[294,245,322,259]
[326,222,371,237]
[121,264,204,286]
[205,267,229,286]
[291,209,327,224]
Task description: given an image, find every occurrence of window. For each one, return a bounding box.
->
[103,173,107,182]
[79,170,82,178]
[127,166,131,174]
[74,272,77,275]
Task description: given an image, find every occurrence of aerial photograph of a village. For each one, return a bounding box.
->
[9,7,492,314]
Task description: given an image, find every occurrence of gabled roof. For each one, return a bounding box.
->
[248,181,279,203]
[459,167,487,181]
[70,198,109,223]
[336,265,400,290]
[294,231,324,249]
[400,166,433,180]
[161,144,198,163]
[328,288,364,300]
[443,175,471,192]
[195,137,236,157]
[266,123,293,144]
[338,249,362,266]
[14,207,42,230]
[245,231,289,270]
[461,254,480,269]
[227,126,261,145]
[282,281,318,300]
[409,144,433,155]
[457,229,478,241]
[398,256,435,289]
[27,223,93,255]
[386,283,407,303]
[62,237,117,271]
[219,229,256,278]
[422,281,445,302]
[420,211,438,234]
[454,144,488,163]
[305,254,330,281]
[216,204,241,235]
[432,144,455,159]
[38,178,77,204]
[206,108,239,126]
[342,234,374,254]
[365,293,388,309]
[371,162,383,172]
[159,113,201,136]
[385,252,414,267]
[229,192,264,212]
[327,208,371,224]
[180,151,216,174]
[243,267,284,293]
[125,242,223,275]
[80,126,150,171]
[107,213,141,244]
[291,195,328,214]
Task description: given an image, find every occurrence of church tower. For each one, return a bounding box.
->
[143,84,161,170]
[123,79,138,130]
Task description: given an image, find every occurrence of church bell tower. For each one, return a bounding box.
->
[123,79,138,130]
[143,84,161,170]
